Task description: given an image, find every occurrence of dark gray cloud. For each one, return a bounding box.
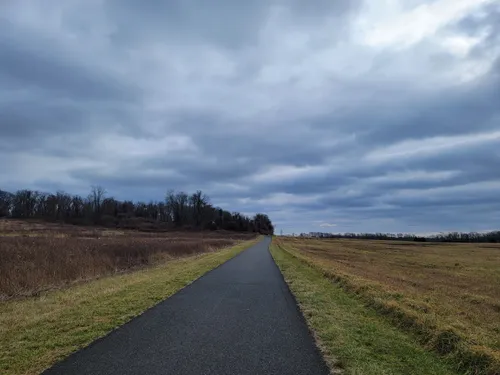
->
[1,0,499,234]
[0,35,131,101]
[105,0,362,49]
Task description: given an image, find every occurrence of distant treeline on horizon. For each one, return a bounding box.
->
[0,187,274,235]
[301,231,500,243]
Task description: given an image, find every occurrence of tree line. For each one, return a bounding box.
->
[302,231,500,243]
[0,187,274,234]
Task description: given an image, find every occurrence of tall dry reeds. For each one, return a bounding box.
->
[0,232,249,299]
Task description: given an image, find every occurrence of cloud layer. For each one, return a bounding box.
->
[1,0,499,234]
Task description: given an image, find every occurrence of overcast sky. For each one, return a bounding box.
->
[1,0,499,234]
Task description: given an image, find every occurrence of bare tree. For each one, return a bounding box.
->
[88,186,106,222]
[0,190,13,217]
[190,190,209,228]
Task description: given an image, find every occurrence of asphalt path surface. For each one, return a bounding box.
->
[44,236,329,375]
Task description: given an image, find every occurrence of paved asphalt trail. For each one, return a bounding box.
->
[44,237,329,375]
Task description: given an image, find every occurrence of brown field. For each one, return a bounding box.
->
[275,237,500,374]
[0,219,256,300]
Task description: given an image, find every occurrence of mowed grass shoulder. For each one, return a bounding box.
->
[273,237,500,375]
[0,238,259,375]
[270,242,457,375]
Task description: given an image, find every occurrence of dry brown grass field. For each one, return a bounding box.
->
[0,219,255,300]
[275,237,500,374]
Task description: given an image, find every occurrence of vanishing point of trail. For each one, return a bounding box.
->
[44,237,329,375]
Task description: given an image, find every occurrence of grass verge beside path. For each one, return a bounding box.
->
[270,242,458,375]
[0,237,259,375]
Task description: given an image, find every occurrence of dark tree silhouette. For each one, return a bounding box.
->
[301,230,500,243]
[0,187,274,235]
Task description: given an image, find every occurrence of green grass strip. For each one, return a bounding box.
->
[270,242,459,375]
